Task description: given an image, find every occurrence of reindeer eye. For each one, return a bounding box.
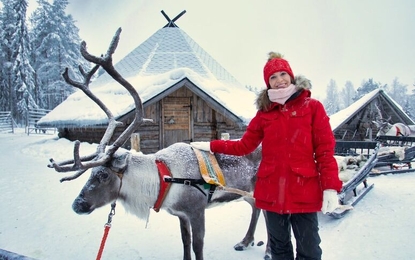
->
[98,172,109,183]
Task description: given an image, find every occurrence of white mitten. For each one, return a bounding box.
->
[190,142,212,153]
[321,189,339,214]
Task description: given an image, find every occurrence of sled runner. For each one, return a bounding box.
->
[329,141,379,218]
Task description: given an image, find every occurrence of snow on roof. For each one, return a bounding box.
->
[38,27,257,127]
[329,89,380,130]
[330,88,414,131]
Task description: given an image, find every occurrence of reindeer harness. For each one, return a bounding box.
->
[394,125,403,136]
[152,149,227,212]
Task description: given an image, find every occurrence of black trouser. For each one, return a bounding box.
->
[265,211,322,260]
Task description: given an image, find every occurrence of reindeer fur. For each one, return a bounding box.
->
[378,146,407,161]
[374,121,415,137]
[72,142,269,260]
[52,28,271,260]
[334,154,368,182]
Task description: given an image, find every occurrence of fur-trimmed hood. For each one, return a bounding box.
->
[255,75,312,111]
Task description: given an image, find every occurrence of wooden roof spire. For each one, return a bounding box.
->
[161,10,186,28]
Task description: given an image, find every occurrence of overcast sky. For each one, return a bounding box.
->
[28,0,415,99]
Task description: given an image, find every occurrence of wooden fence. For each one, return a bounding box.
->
[0,111,14,133]
[26,108,56,135]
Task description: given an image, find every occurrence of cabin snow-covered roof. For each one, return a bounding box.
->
[330,89,414,131]
[329,88,414,140]
[329,89,381,130]
[38,21,257,128]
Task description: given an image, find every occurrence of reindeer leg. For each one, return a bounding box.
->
[189,211,205,260]
[179,216,193,260]
[234,197,259,251]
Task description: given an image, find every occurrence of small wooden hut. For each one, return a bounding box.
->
[330,89,414,141]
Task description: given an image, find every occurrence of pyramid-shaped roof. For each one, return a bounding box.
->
[93,27,242,88]
[38,13,257,127]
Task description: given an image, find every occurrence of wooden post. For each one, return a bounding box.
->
[221,133,230,140]
[131,133,140,152]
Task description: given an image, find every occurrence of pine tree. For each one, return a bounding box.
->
[406,82,415,121]
[340,81,355,108]
[323,79,340,115]
[0,7,6,111]
[29,0,89,109]
[0,0,37,124]
[354,78,384,101]
[386,77,408,107]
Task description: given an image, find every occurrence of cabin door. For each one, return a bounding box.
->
[162,96,192,148]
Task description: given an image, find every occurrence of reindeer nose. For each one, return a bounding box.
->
[72,197,93,215]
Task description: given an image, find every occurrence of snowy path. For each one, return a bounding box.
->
[0,131,414,259]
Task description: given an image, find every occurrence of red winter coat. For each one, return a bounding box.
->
[210,76,342,214]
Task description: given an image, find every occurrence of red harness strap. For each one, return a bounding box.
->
[395,126,402,136]
[153,160,172,212]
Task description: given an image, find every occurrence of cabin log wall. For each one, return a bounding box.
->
[57,86,248,154]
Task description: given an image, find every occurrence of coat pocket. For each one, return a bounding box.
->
[289,167,321,203]
[256,160,277,178]
[253,177,279,204]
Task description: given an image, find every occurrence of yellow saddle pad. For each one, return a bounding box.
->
[193,148,226,186]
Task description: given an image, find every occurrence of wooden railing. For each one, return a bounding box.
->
[0,111,14,133]
[26,108,56,135]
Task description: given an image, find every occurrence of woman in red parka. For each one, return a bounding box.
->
[191,52,343,260]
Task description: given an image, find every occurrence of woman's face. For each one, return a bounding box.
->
[268,71,292,89]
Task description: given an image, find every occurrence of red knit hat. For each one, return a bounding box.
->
[263,52,294,87]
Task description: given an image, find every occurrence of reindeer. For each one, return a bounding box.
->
[48,28,270,260]
[372,103,415,137]
[374,121,415,137]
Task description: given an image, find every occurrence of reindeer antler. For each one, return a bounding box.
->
[48,28,144,182]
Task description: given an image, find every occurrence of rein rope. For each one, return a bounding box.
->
[96,172,124,260]
[217,185,253,198]
[96,202,116,260]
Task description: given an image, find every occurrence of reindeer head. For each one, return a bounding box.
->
[72,151,129,214]
[48,28,145,214]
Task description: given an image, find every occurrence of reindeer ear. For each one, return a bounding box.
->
[110,151,130,172]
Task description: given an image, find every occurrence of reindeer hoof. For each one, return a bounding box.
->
[233,244,245,251]
[264,254,272,260]
[257,240,264,246]
[233,241,254,251]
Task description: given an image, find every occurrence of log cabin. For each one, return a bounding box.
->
[37,11,257,154]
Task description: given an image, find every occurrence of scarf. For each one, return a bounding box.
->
[267,84,297,105]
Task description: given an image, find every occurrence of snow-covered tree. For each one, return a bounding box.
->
[405,82,415,121]
[354,78,385,101]
[386,77,407,106]
[340,81,355,108]
[323,79,340,115]
[0,0,37,124]
[29,0,89,109]
[0,7,6,111]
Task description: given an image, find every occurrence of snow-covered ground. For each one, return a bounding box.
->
[0,129,414,260]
